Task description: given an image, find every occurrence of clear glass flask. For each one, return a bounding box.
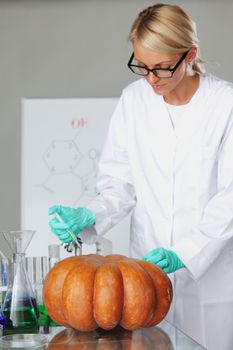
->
[0,230,39,334]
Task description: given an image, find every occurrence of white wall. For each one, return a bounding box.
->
[0,0,232,231]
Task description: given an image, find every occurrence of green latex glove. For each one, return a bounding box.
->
[48,205,96,243]
[142,247,184,273]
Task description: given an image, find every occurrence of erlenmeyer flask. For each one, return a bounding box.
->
[1,230,39,334]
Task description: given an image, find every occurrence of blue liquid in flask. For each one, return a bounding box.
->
[0,308,6,329]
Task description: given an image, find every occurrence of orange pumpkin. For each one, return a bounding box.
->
[43,254,173,331]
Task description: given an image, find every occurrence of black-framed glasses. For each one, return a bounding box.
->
[127,50,189,78]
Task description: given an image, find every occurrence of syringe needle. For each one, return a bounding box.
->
[54,213,82,248]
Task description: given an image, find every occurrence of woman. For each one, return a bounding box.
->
[49,4,233,349]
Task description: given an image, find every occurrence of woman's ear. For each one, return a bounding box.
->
[187,47,197,63]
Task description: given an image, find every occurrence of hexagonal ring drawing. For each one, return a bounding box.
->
[43,140,82,174]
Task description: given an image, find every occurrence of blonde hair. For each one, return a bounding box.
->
[129,3,205,73]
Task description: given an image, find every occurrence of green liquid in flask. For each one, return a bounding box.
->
[0,230,40,335]
[3,297,39,334]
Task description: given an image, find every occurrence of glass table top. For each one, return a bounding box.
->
[38,320,205,350]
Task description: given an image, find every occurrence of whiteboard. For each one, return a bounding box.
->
[21,98,130,259]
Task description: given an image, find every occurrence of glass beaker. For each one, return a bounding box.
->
[0,230,39,334]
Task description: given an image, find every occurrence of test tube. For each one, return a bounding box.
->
[34,257,43,285]
[41,257,48,278]
[0,308,6,331]
[26,257,34,288]
[48,245,60,270]
[33,256,48,288]
[0,258,11,305]
[95,238,112,256]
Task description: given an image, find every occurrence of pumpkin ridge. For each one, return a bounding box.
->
[62,259,101,331]
[43,256,85,326]
[117,260,155,330]
[137,260,173,327]
[93,261,124,330]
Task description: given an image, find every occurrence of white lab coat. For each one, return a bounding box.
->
[84,73,233,350]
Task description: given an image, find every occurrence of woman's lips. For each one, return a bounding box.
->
[152,83,166,89]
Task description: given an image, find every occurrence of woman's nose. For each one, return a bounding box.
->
[146,72,160,85]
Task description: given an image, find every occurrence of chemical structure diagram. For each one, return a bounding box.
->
[34,118,101,206]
